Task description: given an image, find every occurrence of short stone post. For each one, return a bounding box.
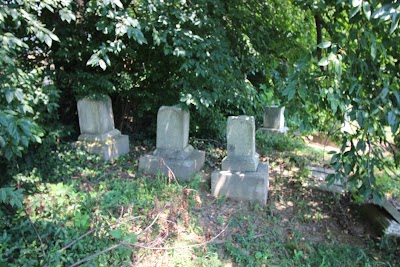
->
[138,106,205,180]
[211,116,269,205]
[76,96,129,160]
[260,105,288,133]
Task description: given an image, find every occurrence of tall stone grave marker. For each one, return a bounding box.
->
[260,105,288,133]
[76,96,129,160]
[139,106,205,180]
[211,116,269,205]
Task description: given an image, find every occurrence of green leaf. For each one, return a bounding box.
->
[109,229,123,239]
[132,28,147,45]
[7,121,17,136]
[99,59,107,70]
[87,52,100,66]
[113,0,124,8]
[44,34,52,47]
[372,7,385,19]
[21,136,29,147]
[298,84,307,101]
[14,89,24,102]
[0,115,8,127]
[18,120,33,137]
[318,57,329,66]
[390,13,399,34]
[352,0,362,7]
[0,188,6,203]
[363,1,371,20]
[4,148,12,160]
[381,88,389,99]
[0,136,5,148]
[388,111,396,125]
[317,41,332,49]
[5,90,14,103]
[370,35,377,60]
[59,8,76,23]
[284,80,297,101]
[350,5,361,18]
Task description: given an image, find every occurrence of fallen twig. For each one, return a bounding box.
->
[159,157,180,186]
[26,208,46,257]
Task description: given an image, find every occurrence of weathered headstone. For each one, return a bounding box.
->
[75,96,129,160]
[211,116,269,205]
[139,106,205,180]
[260,105,288,133]
[221,116,259,172]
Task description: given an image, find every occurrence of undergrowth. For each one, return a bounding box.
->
[1,138,399,266]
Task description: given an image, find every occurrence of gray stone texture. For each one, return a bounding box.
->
[222,116,259,172]
[263,105,285,129]
[76,96,129,160]
[78,96,115,135]
[139,150,205,180]
[260,105,288,133]
[156,106,189,150]
[211,163,269,205]
[212,115,269,205]
[139,106,205,180]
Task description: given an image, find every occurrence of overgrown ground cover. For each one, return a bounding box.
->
[1,133,399,266]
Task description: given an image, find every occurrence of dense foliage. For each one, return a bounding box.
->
[0,1,399,204]
[283,0,400,201]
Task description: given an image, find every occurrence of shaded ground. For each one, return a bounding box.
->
[5,133,398,267]
[131,135,399,266]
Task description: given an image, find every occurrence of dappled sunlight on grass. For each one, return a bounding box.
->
[1,139,399,266]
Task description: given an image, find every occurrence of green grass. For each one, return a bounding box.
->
[1,139,399,266]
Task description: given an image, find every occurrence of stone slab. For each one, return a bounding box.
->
[224,116,259,171]
[302,165,344,194]
[221,154,260,172]
[227,116,256,157]
[156,106,189,151]
[381,198,400,224]
[258,127,289,134]
[263,105,285,129]
[75,134,129,161]
[153,145,194,160]
[138,149,205,181]
[211,162,269,205]
[77,96,115,135]
[78,129,121,142]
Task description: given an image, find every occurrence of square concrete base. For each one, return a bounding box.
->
[75,134,129,161]
[221,154,259,172]
[259,127,289,134]
[138,150,205,181]
[211,162,269,205]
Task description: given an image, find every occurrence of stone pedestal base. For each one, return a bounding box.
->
[221,154,259,172]
[259,127,289,134]
[138,150,205,181]
[75,134,129,161]
[211,162,269,205]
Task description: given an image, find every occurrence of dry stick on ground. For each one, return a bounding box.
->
[159,157,180,186]
[25,208,46,257]
[68,214,228,267]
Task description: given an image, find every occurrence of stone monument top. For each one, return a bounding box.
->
[221,116,259,172]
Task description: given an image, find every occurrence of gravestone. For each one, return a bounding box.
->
[260,105,288,133]
[138,106,205,180]
[211,116,269,205]
[75,96,129,160]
